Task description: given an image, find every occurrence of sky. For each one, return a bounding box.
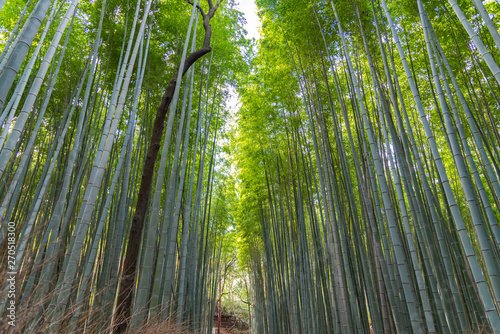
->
[224,0,261,117]
[236,0,261,41]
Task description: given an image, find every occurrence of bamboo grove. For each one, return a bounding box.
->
[233,0,500,333]
[0,0,247,332]
[1,0,500,333]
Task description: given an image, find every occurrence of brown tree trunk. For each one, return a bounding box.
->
[113,1,223,332]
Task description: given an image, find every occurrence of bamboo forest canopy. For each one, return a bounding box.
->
[1,0,500,333]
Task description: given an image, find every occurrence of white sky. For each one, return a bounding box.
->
[235,0,261,41]
[223,0,261,130]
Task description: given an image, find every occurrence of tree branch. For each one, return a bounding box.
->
[208,0,223,18]
[214,0,223,12]
[186,0,205,18]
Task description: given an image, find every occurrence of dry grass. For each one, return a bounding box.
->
[0,296,196,334]
[0,247,196,334]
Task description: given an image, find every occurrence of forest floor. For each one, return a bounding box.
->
[212,312,249,334]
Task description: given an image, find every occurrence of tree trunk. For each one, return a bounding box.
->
[114,1,223,332]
